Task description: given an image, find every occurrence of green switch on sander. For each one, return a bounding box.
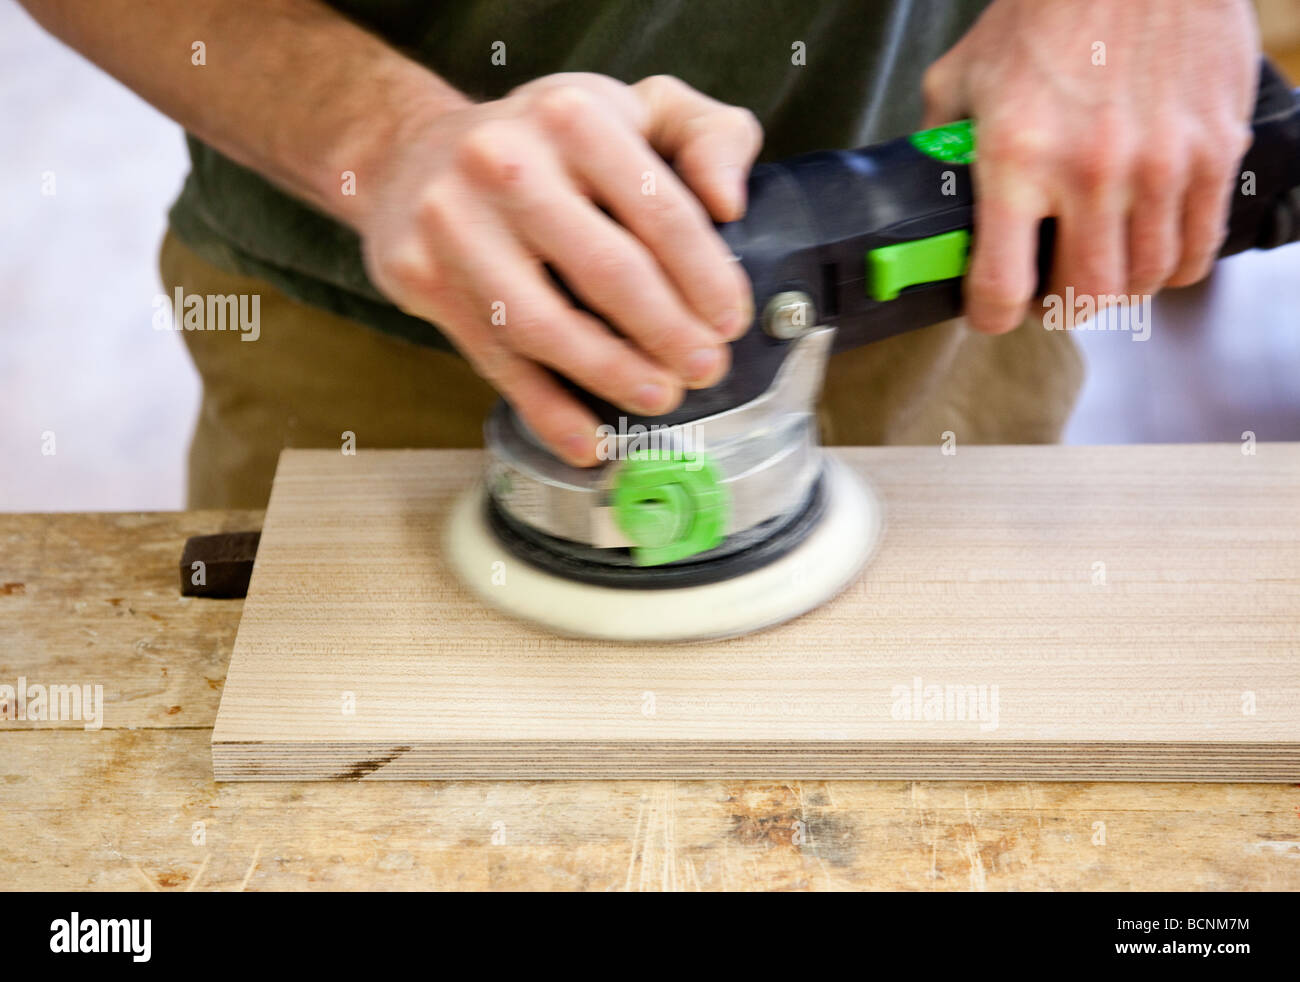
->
[866,228,972,302]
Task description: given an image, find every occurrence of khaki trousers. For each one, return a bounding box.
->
[160,229,1083,510]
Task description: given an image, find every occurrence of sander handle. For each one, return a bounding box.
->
[565,58,1300,431]
[822,57,1300,352]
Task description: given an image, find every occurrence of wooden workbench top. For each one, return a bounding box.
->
[3,491,1299,890]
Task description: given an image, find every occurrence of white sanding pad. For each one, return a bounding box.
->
[444,455,883,642]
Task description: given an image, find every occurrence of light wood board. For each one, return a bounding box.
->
[6,510,1300,890]
[211,445,1300,782]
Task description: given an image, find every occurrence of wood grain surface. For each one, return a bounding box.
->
[212,445,1300,782]
[3,507,1300,889]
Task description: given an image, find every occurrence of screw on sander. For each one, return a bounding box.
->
[762,291,818,340]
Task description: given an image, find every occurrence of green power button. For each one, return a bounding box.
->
[909,119,976,164]
[866,229,971,302]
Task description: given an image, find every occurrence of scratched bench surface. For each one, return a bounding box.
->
[3,471,1300,888]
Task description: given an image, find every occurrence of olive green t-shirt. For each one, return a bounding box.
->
[167,0,991,351]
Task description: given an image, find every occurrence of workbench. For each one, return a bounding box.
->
[3,507,1298,890]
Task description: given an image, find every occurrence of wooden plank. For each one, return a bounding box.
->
[212,445,1300,781]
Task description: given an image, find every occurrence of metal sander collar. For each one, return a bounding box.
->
[483,326,836,562]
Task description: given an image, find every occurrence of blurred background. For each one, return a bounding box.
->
[2,1,1299,512]
[3,1,192,510]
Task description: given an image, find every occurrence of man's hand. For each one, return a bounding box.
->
[921,0,1259,334]
[359,73,762,466]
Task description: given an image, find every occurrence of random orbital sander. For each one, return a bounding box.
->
[447,60,1300,641]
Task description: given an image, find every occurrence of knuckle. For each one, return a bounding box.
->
[638,74,682,99]
[591,352,638,392]
[502,313,549,353]
[631,320,681,357]
[1133,147,1184,194]
[728,106,763,145]
[576,245,637,289]
[377,247,441,300]
[921,66,946,106]
[1069,240,1124,294]
[638,185,688,225]
[535,84,596,134]
[1233,124,1254,161]
[415,182,458,229]
[1128,239,1176,288]
[1189,121,1247,180]
[469,344,516,389]
[981,125,1053,167]
[1207,118,1253,163]
[455,122,522,185]
[1071,143,1129,192]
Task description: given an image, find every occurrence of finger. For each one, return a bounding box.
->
[1051,187,1128,319]
[920,55,969,130]
[455,117,732,384]
[1125,147,1188,295]
[531,86,752,339]
[964,157,1050,335]
[512,190,732,388]
[404,277,604,468]
[632,75,763,222]
[1166,148,1238,288]
[474,349,605,468]
[418,190,685,418]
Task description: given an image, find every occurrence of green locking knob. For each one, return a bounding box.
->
[611,450,728,566]
[909,118,976,164]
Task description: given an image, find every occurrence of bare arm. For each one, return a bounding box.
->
[20,0,760,466]
[18,0,465,224]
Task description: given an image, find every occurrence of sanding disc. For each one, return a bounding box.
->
[443,455,882,642]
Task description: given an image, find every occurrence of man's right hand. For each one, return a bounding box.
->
[15,2,759,468]
[359,73,763,466]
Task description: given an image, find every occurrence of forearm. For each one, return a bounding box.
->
[18,0,470,227]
